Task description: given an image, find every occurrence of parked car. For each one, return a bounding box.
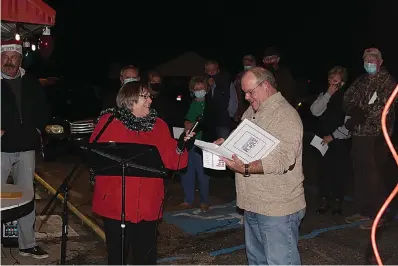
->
[40,78,102,160]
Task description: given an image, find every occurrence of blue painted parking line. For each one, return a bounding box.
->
[162,192,356,236]
[163,201,242,235]
[208,214,398,257]
[157,256,191,263]
[209,220,365,256]
[160,189,396,262]
[158,214,398,262]
[157,220,367,262]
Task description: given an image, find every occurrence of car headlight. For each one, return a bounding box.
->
[45,125,64,134]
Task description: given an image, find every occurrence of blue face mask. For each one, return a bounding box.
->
[364,63,377,74]
[123,77,137,84]
[194,90,206,98]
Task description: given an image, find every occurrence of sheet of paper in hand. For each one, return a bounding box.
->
[194,119,280,166]
[194,140,234,159]
[310,135,328,156]
[173,127,184,139]
[202,150,226,170]
[221,119,280,163]
[194,140,231,170]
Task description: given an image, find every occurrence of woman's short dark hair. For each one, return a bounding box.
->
[116,82,152,109]
[148,70,161,82]
[328,66,348,82]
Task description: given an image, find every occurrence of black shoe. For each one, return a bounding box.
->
[19,246,49,259]
[332,199,342,215]
[317,197,330,214]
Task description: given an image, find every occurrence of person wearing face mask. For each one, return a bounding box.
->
[310,66,352,215]
[102,65,141,109]
[262,47,297,106]
[121,65,140,85]
[202,60,237,142]
[148,71,166,121]
[343,48,397,229]
[147,71,177,135]
[180,77,210,212]
[233,55,256,123]
[90,82,191,264]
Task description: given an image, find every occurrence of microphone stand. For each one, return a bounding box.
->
[39,160,83,265]
[39,115,115,264]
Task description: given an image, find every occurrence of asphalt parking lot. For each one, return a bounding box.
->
[2,140,398,265]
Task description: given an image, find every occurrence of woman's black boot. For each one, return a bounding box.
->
[317,197,330,214]
[332,198,342,215]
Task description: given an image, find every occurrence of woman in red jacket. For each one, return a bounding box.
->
[89,82,192,265]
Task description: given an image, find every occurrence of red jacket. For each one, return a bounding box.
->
[90,113,188,223]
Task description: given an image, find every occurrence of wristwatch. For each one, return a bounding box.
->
[244,164,250,177]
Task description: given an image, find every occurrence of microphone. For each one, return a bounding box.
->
[177,114,203,153]
[188,114,203,135]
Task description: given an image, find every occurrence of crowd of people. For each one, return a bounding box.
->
[1,37,396,265]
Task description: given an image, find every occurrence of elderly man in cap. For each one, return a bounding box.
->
[216,67,306,265]
[233,54,256,122]
[1,40,49,258]
[343,47,396,229]
[263,47,297,105]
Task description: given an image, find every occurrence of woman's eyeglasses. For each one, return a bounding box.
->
[140,94,154,100]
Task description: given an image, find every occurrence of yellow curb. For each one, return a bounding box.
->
[34,173,106,242]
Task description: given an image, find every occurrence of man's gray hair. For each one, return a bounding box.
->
[120,65,139,76]
[116,82,148,110]
[247,67,277,89]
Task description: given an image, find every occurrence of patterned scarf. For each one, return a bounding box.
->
[97,107,157,132]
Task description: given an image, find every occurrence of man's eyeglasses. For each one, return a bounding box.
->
[245,80,265,96]
[140,94,153,100]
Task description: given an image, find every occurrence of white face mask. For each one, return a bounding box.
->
[244,65,252,71]
[123,77,137,84]
[194,90,207,98]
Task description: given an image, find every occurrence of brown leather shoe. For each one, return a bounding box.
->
[180,202,192,209]
[200,203,209,212]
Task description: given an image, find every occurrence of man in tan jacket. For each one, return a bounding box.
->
[217,67,306,265]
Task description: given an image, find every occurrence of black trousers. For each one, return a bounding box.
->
[103,218,158,265]
[317,139,351,200]
[351,136,389,217]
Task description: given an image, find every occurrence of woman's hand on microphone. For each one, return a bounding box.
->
[184,131,196,142]
[177,131,196,153]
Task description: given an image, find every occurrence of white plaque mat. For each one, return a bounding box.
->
[35,215,79,239]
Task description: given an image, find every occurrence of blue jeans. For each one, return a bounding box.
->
[244,209,305,265]
[181,148,209,204]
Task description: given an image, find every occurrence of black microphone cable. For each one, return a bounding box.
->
[144,146,184,262]
[144,119,200,262]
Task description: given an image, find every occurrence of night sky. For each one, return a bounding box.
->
[40,0,397,83]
